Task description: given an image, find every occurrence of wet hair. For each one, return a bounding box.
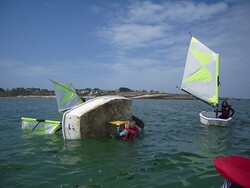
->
[222,100,228,106]
[124,119,136,129]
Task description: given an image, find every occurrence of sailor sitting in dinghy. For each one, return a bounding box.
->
[218,100,235,119]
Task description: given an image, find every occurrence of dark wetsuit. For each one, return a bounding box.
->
[219,105,235,119]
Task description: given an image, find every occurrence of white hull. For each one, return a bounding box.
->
[62,96,132,139]
[199,111,232,126]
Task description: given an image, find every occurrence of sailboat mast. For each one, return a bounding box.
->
[215,103,219,118]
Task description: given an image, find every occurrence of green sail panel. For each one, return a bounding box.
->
[51,80,83,112]
[191,49,213,66]
[181,37,219,106]
[184,49,212,82]
[184,67,212,82]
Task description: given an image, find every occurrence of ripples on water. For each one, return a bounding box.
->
[0,98,249,188]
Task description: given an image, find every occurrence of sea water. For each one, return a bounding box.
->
[0,98,249,188]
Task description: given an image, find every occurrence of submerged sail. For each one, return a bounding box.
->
[51,80,83,112]
[21,117,61,134]
[180,37,220,106]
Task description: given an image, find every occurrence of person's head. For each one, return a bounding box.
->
[222,100,228,107]
[124,121,129,128]
[129,120,136,129]
[124,119,136,129]
[124,120,131,128]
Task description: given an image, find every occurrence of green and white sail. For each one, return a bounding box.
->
[180,37,220,106]
[51,80,83,112]
[21,117,61,134]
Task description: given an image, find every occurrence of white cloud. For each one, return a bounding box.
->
[94,0,250,98]
[0,59,60,77]
[99,1,228,49]
[161,1,228,22]
[0,58,98,81]
[102,23,169,48]
[126,1,228,24]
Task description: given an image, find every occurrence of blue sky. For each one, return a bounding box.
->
[0,0,249,99]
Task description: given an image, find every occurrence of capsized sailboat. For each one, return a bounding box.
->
[21,80,145,137]
[62,95,133,139]
[50,80,83,112]
[179,37,232,126]
[21,79,83,135]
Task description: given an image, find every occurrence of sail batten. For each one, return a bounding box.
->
[180,37,219,106]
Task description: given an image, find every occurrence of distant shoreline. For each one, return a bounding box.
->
[0,94,241,100]
[0,95,56,98]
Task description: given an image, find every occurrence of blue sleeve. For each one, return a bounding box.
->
[119,129,129,136]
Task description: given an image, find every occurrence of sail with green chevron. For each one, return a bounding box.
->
[180,37,220,106]
[51,80,83,112]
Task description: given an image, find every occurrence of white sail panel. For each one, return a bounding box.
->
[51,80,83,112]
[181,37,219,106]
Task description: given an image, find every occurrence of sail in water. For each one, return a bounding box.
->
[180,37,220,107]
[50,80,83,112]
[21,117,61,134]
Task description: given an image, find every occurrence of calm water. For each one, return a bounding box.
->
[0,98,249,188]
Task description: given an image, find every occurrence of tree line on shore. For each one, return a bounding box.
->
[0,87,163,97]
[0,87,236,100]
[0,87,54,97]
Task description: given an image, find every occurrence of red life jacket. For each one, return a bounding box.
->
[120,127,139,141]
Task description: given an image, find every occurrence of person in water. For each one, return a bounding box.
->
[116,119,139,141]
[218,100,235,119]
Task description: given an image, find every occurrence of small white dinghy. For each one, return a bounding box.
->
[199,111,232,126]
[178,36,233,126]
[62,95,132,139]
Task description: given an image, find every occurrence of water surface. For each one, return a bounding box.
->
[0,98,249,187]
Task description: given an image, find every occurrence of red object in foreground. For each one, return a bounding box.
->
[214,156,250,188]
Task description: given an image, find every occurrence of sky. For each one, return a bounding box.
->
[0,0,249,99]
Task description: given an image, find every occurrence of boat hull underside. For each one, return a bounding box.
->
[63,99,132,139]
[199,111,232,126]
